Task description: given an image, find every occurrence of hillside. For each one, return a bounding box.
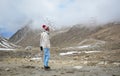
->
[91,23,120,41]
[9,24,69,47]
[9,25,41,47]
[51,25,94,47]
[91,23,120,50]
[9,23,120,51]
[0,36,18,48]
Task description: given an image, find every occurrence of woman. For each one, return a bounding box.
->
[40,25,50,70]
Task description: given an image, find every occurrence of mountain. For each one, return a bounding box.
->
[91,23,120,41]
[90,23,120,50]
[0,36,18,48]
[9,22,120,51]
[9,24,69,47]
[51,25,91,47]
[9,24,41,47]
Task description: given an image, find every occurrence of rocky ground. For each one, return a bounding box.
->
[0,48,120,76]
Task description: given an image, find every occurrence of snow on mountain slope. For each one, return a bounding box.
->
[0,36,18,49]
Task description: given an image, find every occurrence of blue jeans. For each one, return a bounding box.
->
[43,48,50,67]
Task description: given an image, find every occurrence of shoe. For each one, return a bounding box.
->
[44,66,51,70]
[44,66,50,69]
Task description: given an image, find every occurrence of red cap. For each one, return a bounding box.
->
[42,25,46,28]
[42,25,49,31]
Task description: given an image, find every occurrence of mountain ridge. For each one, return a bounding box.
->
[9,22,120,51]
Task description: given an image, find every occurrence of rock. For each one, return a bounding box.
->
[5,68,10,71]
[25,46,32,51]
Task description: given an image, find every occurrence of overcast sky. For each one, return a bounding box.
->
[0,0,120,38]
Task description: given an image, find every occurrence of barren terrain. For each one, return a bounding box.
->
[0,48,120,76]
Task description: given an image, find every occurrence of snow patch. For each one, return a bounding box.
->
[77,45,91,48]
[0,43,7,48]
[84,51,100,53]
[60,51,78,56]
[30,57,41,61]
[0,37,18,48]
[62,45,91,50]
[73,66,83,69]
[1,41,12,48]
[60,51,100,56]
[0,48,15,51]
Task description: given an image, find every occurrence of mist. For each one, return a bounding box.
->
[0,0,120,37]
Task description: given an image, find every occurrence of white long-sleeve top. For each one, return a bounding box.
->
[40,31,50,48]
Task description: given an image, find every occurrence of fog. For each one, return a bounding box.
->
[0,0,120,37]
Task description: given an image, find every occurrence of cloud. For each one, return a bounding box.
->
[0,0,120,37]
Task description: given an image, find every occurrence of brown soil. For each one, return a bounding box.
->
[0,48,120,76]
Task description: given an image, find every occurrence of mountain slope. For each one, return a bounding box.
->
[51,23,120,48]
[9,24,70,47]
[0,36,17,48]
[91,23,120,41]
[9,25,41,47]
[9,22,120,50]
[90,23,120,50]
[51,24,97,47]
